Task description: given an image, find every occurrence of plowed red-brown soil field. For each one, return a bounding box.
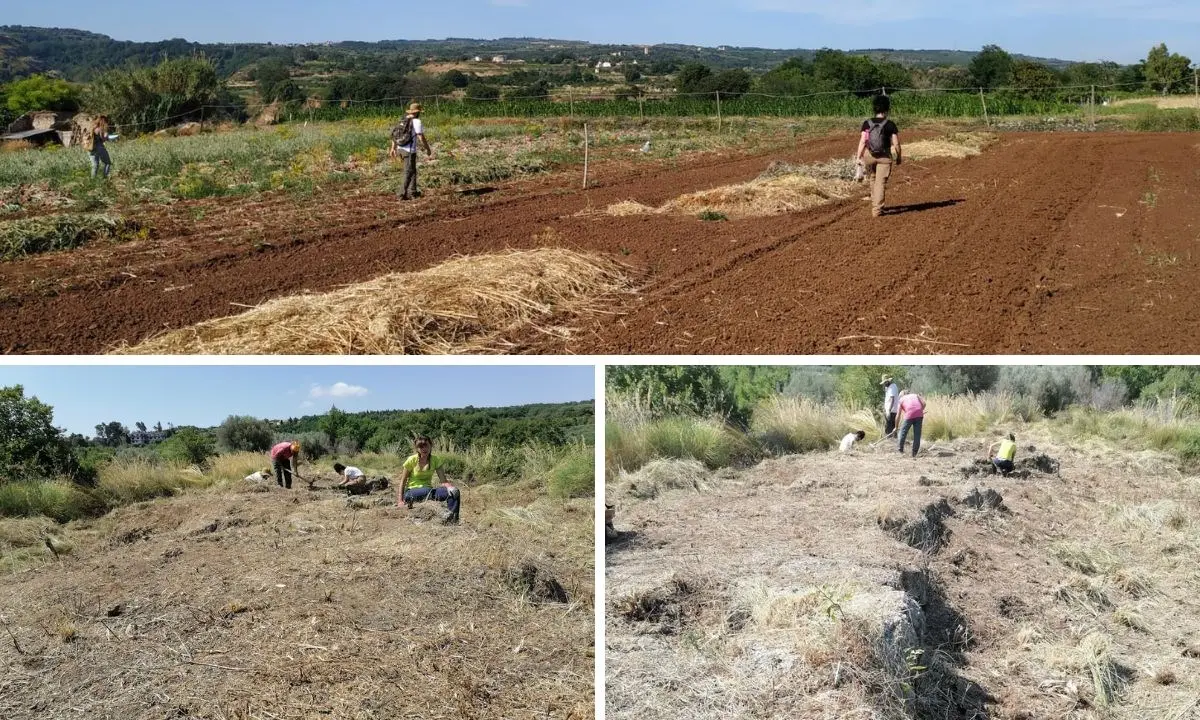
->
[3,131,1198,354]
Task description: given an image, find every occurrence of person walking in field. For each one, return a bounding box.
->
[840,429,866,453]
[881,374,900,437]
[390,102,432,201]
[896,390,926,458]
[270,440,302,489]
[85,115,113,180]
[855,95,902,217]
[397,435,461,524]
[989,433,1018,474]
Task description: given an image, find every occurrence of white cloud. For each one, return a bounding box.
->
[309,382,369,399]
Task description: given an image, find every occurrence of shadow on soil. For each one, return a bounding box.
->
[901,566,996,719]
[884,199,965,216]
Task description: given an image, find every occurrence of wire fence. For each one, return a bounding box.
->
[91,80,1200,133]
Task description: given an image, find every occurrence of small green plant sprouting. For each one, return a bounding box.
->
[1148,167,1162,184]
[818,585,850,621]
[619,246,632,256]
[698,209,728,222]
[1139,191,1158,209]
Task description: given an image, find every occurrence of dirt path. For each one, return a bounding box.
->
[2,132,1196,354]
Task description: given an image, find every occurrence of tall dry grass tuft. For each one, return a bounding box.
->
[0,480,102,523]
[751,396,875,454]
[95,456,212,506]
[205,451,269,486]
[114,249,637,355]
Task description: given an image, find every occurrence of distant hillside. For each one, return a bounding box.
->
[0,25,1079,82]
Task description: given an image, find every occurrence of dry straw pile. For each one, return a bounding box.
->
[604,158,860,220]
[115,248,635,354]
[904,132,996,160]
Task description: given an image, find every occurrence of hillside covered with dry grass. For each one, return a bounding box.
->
[606,429,1200,719]
[1,478,594,719]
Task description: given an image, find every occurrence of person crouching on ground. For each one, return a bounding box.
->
[855,94,902,217]
[390,102,432,201]
[896,390,926,458]
[397,435,460,524]
[270,440,301,489]
[333,462,367,492]
[989,433,1017,474]
[840,429,866,453]
[244,467,273,483]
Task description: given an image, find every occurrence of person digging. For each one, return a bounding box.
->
[269,440,305,489]
[396,435,460,524]
[989,433,1018,475]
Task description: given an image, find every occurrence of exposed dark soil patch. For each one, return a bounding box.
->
[880,499,955,552]
[504,561,570,604]
[6,133,1200,354]
[611,574,709,635]
[959,487,1008,512]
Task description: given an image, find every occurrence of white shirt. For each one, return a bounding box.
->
[401,117,424,154]
[245,471,267,482]
[884,383,899,414]
[840,434,858,453]
[343,466,364,480]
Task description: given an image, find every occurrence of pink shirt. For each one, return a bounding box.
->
[270,441,295,460]
[898,395,924,421]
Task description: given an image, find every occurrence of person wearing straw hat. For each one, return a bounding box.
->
[270,440,302,489]
[397,435,460,524]
[390,102,432,201]
[881,374,900,437]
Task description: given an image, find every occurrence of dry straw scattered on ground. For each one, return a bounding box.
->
[904,132,997,161]
[113,248,637,354]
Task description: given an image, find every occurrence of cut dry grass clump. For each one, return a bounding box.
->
[1,213,145,261]
[662,173,857,219]
[904,132,996,161]
[603,161,857,220]
[113,248,636,355]
[1049,541,1119,576]
[620,458,709,500]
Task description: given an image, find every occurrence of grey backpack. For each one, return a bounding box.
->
[867,119,889,155]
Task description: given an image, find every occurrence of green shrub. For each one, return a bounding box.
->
[1129,108,1200,132]
[608,415,751,473]
[217,415,275,453]
[697,210,727,221]
[95,457,203,506]
[0,213,144,261]
[0,480,101,523]
[157,428,217,466]
[547,447,595,499]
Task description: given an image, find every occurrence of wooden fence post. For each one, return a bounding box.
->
[583,123,589,190]
[979,88,990,127]
[716,90,722,132]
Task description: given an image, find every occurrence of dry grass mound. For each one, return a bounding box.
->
[113,248,636,355]
[905,132,996,160]
[604,159,858,220]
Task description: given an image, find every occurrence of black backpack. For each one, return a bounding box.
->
[391,116,414,147]
[866,118,889,156]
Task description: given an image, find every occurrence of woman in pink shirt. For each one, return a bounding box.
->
[896,391,926,457]
[270,440,300,489]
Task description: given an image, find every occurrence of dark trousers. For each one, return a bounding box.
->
[884,412,897,436]
[400,151,419,199]
[404,485,460,520]
[992,458,1015,474]
[897,418,923,457]
[272,458,293,489]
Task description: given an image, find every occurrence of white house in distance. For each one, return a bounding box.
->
[491,55,506,63]
[595,60,613,71]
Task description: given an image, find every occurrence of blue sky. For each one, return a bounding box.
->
[0,365,595,436]
[6,1,1198,64]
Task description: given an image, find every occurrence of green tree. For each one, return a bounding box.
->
[0,385,78,482]
[607,366,736,420]
[675,63,714,94]
[442,69,469,88]
[319,406,349,449]
[969,45,1014,90]
[1010,61,1060,99]
[465,83,500,100]
[158,428,216,466]
[623,65,641,82]
[216,415,275,453]
[836,366,910,409]
[94,421,130,447]
[1144,43,1192,95]
[4,74,80,114]
[85,56,229,131]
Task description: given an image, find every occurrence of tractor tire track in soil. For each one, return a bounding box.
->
[2,132,1197,354]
